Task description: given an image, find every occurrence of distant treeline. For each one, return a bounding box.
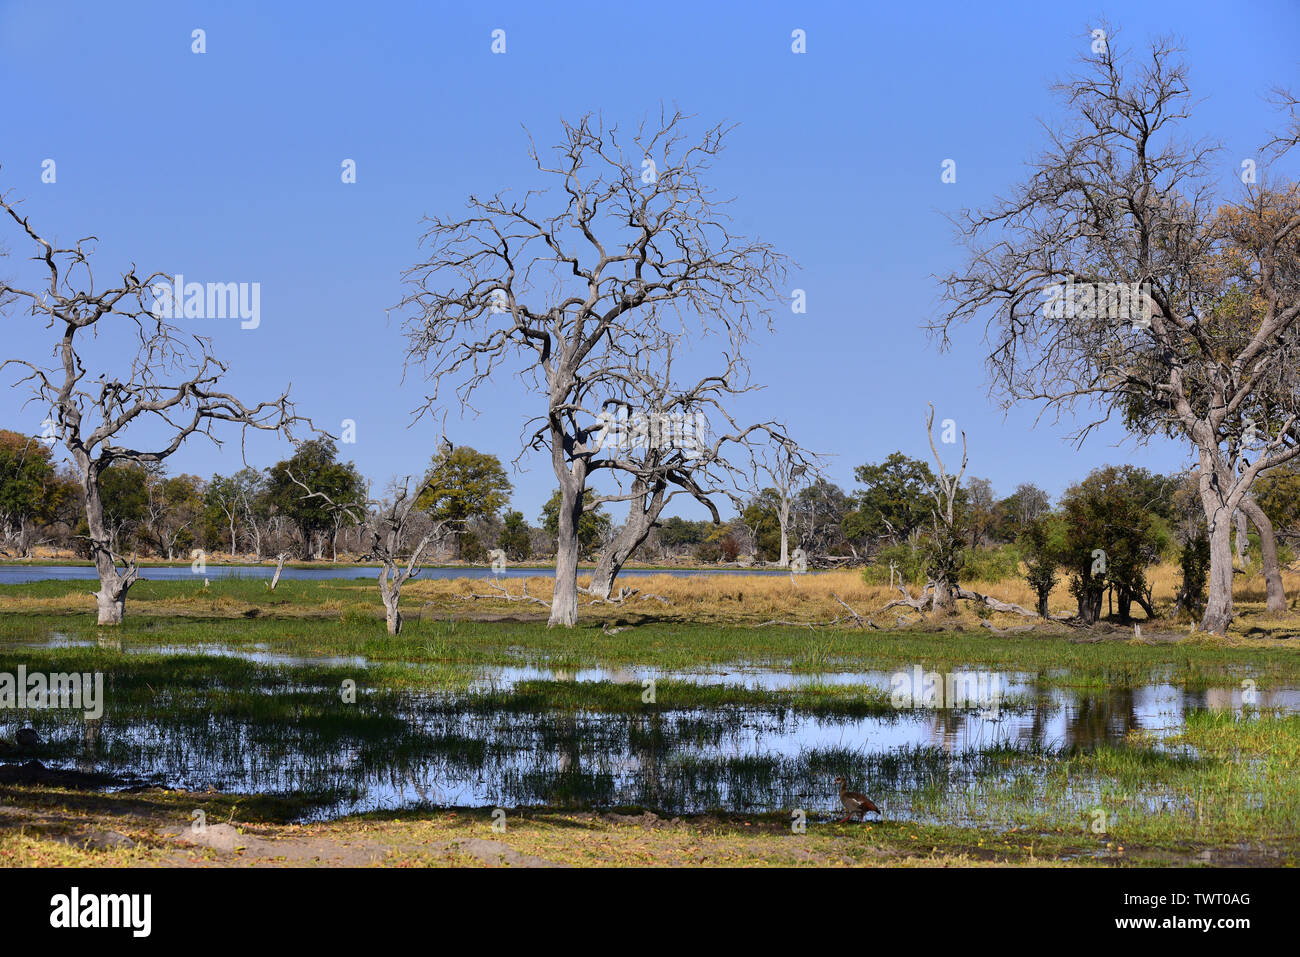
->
[3,430,1298,593]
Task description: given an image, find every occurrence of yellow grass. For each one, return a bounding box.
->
[7,559,1300,634]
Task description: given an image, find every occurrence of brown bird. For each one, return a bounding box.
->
[834,776,880,823]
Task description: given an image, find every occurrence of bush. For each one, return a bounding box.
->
[1177,531,1211,616]
[695,541,722,564]
[459,531,486,564]
[860,543,927,587]
[960,544,1022,583]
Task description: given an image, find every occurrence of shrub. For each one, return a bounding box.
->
[860,542,927,587]
[960,543,1022,583]
[1177,531,1211,616]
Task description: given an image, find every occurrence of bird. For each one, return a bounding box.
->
[834,776,880,823]
[15,728,41,751]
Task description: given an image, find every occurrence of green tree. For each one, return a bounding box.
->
[541,490,610,559]
[1253,463,1300,544]
[85,463,150,555]
[658,516,712,553]
[0,429,61,556]
[843,452,938,548]
[741,489,783,561]
[202,468,264,555]
[265,439,366,558]
[1018,513,1067,618]
[418,445,512,557]
[498,509,531,560]
[146,472,205,559]
[1060,466,1172,623]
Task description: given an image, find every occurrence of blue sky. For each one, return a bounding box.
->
[2,0,1297,523]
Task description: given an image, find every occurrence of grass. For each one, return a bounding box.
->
[3,595,1299,691]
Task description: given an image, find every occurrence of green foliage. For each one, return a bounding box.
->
[959,543,1021,583]
[1018,514,1068,615]
[264,438,366,555]
[540,489,612,558]
[658,515,713,549]
[1254,463,1300,540]
[99,463,150,527]
[844,452,937,545]
[459,530,486,564]
[741,488,782,561]
[1060,465,1172,622]
[860,542,928,586]
[201,468,264,552]
[1177,530,1211,616]
[417,446,512,524]
[0,429,61,527]
[497,510,531,560]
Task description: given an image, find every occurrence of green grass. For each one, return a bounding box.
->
[3,596,1298,691]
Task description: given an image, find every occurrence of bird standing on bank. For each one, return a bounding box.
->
[834,776,880,823]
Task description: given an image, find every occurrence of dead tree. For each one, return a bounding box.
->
[751,437,816,568]
[934,30,1300,634]
[0,192,300,623]
[398,111,788,626]
[289,473,449,634]
[584,342,801,599]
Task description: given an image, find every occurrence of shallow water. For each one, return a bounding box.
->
[0,636,1294,824]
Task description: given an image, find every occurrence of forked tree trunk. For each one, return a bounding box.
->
[589,485,666,600]
[549,479,584,628]
[1241,494,1286,613]
[93,573,129,625]
[82,463,137,625]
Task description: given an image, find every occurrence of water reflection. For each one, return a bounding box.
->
[2,667,1292,823]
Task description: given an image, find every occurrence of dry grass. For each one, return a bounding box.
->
[7,559,1300,635]
[399,561,1300,629]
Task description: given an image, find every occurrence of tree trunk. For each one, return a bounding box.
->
[1241,494,1286,613]
[777,499,791,567]
[589,486,665,600]
[379,568,403,635]
[549,480,583,628]
[269,552,288,590]
[1202,512,1236,634]
[1234,509,1250,568]
[931,578,955,615]
[1036,590,1050,618]
[82,461,137,625]
[94,584,127,625]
